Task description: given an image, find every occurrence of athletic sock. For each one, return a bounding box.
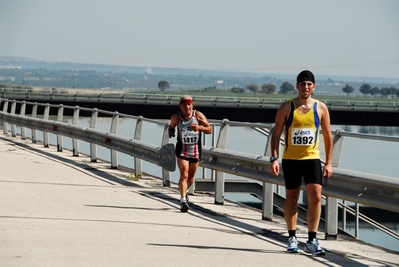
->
[308,232,317,242]
[288,230,296,237]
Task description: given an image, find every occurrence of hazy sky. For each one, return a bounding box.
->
[1,0,398,79]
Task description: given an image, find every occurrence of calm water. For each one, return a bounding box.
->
[35,118,399,252]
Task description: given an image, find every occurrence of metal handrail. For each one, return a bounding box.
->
[336,200,399,240]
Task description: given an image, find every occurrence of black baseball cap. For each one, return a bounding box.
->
[297,70,315,84]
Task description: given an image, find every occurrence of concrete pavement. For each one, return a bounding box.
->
[1,136,398,267]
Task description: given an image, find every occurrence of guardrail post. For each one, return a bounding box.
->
[31,103,38,143]
[72,106,80,156]
[194,127,213,194]
[89,108,98,162]
[264,124,283,196]
[161,124,171,186]
[341,200,347,231]
[43,103,50,147]
[133,116,144,178]
[201,127,210,179]
[332,129,345,167]
[110,112,119,169]
[56,104,64,152]
[325,196,338,240]
[210,125,216,181]
[20,101,27,140]
[10,100,17,137]
[264,125,273,157]
[325,129,345,239]
[262,125,275,220]
[262,182,274,221]
[214,119,229,205]
[355,203,360,238]
[2,99,9,134]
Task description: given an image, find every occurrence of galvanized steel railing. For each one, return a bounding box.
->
[0,98,398,242]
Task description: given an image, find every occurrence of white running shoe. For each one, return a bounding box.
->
[287,236,299,253]
[304,238,326,255]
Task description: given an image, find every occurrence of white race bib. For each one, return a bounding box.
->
[290,128,314,146]
[181,128,199,144]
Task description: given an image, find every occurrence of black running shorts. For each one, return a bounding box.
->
[175,141,201,163]
[281,159,323,189]
[176,155,199,163]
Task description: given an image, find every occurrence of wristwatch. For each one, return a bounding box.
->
[269,156,278,163]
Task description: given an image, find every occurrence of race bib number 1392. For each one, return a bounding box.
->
[291,128,314,146]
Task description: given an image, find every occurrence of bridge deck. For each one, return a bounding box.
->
[1,136,398,267]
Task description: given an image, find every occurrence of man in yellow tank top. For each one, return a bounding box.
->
[270,70,333,255]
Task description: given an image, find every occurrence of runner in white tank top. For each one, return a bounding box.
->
[176,110,201,160]
[168,95,212,212]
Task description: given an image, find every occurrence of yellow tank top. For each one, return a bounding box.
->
[282,99,321,160]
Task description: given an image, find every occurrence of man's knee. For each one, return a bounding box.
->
[285,196,299,206]
[307,195,322,205]
[179,176,189,183]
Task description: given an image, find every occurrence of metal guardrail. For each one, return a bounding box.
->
[1,98,398,242]
[1,112,176,172]
[199,145,399,213]
[2,90,399,111]
[0,99,176,173]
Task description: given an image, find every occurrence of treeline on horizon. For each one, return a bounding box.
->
[0,67,399,98]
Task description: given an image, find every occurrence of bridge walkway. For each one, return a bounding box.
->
[1,136,398,267]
